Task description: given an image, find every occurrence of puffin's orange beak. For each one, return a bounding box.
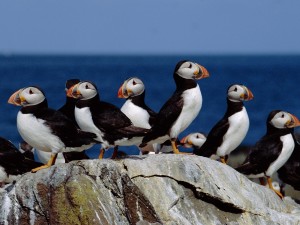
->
[118,83,128,98]
[180,135,193,148]
[67,84,80,98]
[194,64,209,80]
[286,113,300,128]
[241,87,254,101]
[8,89,23,106]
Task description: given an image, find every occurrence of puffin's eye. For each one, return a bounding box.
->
[188,63,192,69]
[196,135,199,138]
[234,87,238,92]
[132,80,136,85]
[29,89,33,94]
[85,84,89,89]
[281,114,285,118]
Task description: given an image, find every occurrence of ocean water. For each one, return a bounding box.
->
[0,55,300,158]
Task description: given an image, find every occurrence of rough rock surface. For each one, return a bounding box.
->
[0,155,300,225]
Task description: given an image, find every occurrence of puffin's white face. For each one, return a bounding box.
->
[180,132,206,148]
[118,77,145,98]
[227,84,254,102]
[270,111,300,129]
[68,81,98,100]
[176,61,209,80]
[8,87,45,107]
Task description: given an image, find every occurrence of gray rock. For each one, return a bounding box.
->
[0,155,299,225]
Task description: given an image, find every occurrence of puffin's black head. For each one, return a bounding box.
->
[118,77,145,98]
[65,79,80,90]
[8,86,47,107]
[173,60,209,80]
[267,110,300,133]
[67,80,99,100]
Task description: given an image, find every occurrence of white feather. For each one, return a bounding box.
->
[17,112,92,154]
[120,100,151,129]
[170,85,202,138]
[217,107,249,157]
[266,134,294,177]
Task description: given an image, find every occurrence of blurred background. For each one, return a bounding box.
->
[0,0,300,180]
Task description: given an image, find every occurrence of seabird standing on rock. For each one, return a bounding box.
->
[8,86,97,172]
[0,137,43,186]
[67,81,150,159]
[118,77,170,154]
[194,84,253,163]
[58,79,90,162]
[140,60,209,154]
[235,110,300,198]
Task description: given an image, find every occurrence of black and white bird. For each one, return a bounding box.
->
[59,79,90,162]
[118,77,156,129]
[34,79,90,164]
[67,81,150,159]
[0,136,42,186]
[194,84,253,164]
[235,110,300,198]
[277,137,300,191]
[8,86,97,172]
[180,132,207,152]
[140,60,209,154]
[118,77,162,154]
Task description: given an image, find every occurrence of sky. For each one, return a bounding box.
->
[0,0,299,55]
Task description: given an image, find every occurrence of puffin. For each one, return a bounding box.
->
[118,77,156,129]
[118,76,166,154]
[8,86,97,172]
[180,132,207,153]
[140,60,209,154]
[0,136,43,186]
[67,81,150,159]
[58,79,90,162]
[235,110,300,198]
[194,84,253,163]
[277,137,300,191]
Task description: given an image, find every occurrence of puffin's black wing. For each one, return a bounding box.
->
[0,137,42,175]
[142,92,183,144]
[35,108,97,147]
[145,106,158,127]
[194,117,229,157]
[236,134,283,175]
[91,101,133,132]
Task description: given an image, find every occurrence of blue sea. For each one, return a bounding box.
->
[0,55,300,158]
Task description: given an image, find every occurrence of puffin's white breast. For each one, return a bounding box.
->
[217,107,249,156]
[121,100,151,129]
[266,134,294,177]
[75,107,105,144]
[170,85,202,138]
[17,112,64,153]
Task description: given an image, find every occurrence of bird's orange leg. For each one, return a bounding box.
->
[32,153,58,173]
[267,176,283,199]
[98,148,105,159]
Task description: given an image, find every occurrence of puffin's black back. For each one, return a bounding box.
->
[277,137,300,190]
[58,79,80,126]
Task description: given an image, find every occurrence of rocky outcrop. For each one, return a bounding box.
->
[0,155,300,225]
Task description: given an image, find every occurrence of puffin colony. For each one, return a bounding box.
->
[1,60,300,199]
